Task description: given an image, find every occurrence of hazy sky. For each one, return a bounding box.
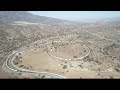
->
[28,11,120,21]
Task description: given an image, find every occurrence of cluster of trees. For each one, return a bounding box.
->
[84,56,94,62]
[13,55,22,65]
[103,43,119,56]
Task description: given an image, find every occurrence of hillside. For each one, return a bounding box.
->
[0,11,120,78]
[0,11,79,67]
[0,11,76,25]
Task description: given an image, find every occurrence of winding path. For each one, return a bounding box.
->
[5,50,66,78]
[47,41,90,61]
[4,33,119,78]
[4,35,91,78]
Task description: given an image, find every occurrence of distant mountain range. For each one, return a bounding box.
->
[74,17,120,23]
[0,11,120,25]
[0,11,95,26]
[0,11,73,25]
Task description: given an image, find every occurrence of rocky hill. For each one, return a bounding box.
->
[0,11,75,25]
[0,11,73,78]
[0,11,79,66]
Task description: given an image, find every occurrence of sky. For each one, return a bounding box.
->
[28,11,120,21]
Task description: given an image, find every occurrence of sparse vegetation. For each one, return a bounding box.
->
[94,60,101,65]
[84,56,94,62]
[0,11,120,79]
[45,69,49,71]
[19,53,21,55]
[79,65,83,68]
[19,65,24,67]
[14,62,18,65]
[115,67,120,72]
[63,65,67,69]
[15,56,18,59]
[73,55,78,58]
[103,43,120,56]
[41,75,45,79]
[19,57,22,59]
[65,61,67,63]
[110,76,114,79]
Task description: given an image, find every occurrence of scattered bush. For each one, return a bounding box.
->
[84,56,94,62]
[115,67,120,72]
[94,60,101,65]
[98,73,100,75]
[41,75,45,79]
[117,64,120,68]
[66,70,69,72]
[14,62,18,65]
[65,61,67,63]
[79,65,83,68]
[110,76,114,79]
[15,56,18,59]
[19,53,21,55]
[63,65,67,69]
[19,65,24,67]
[38,74,41,77]
[73,55,78,58]
[45,69,49,71]
[18,73,22,75]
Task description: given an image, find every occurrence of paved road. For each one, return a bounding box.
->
[4,34,119,78]
[47,41,90,61]
[5,50,66,78]
[4,36,90,78]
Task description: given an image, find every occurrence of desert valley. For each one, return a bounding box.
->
[0,11,120,79]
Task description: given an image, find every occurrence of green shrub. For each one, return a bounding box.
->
[110,76,114,79]
[41,75,45,79]
[115,67,120,72]
[73,55,78,58]
[63,65,67,69]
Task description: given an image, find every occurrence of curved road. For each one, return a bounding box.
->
[4,35,91,78]
[47,41,90,61]
[5,50,66,78]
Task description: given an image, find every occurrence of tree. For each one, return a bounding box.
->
[41,75,45,78]
[19,65,24,67]
[115,67,120,72]
[117,40,120,42]
[14,62,18,65]
[19,53,21,55]
[54,46,57,49]
[73,55,78,58]
[15,56,18,59]
[110,76,114,79]
[63,65,67,69]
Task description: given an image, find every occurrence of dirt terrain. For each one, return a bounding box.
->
[12,32,120,78]
[1,11,120,78]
